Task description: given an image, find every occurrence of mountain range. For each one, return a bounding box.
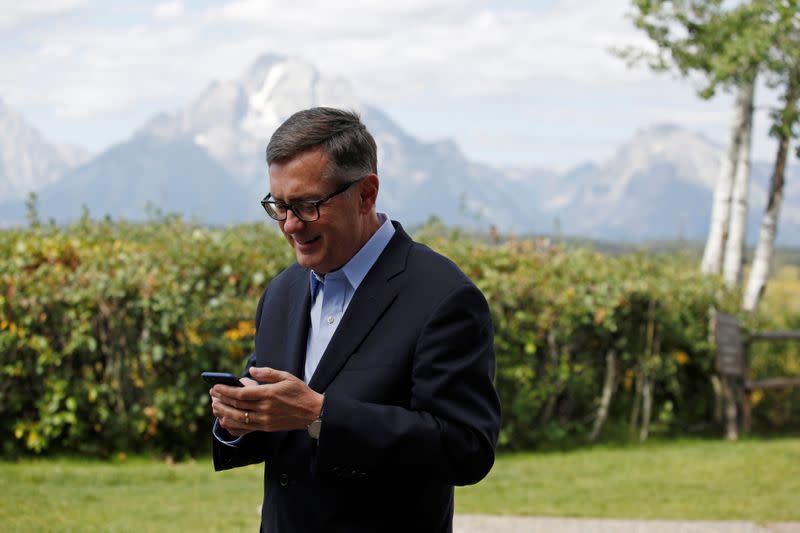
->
[1,54,798,246]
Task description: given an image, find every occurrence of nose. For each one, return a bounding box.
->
[282,209,305,234]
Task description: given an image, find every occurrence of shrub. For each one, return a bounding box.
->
[3,218,794,456]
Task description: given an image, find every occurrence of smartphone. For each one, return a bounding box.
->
[201,371,244,387]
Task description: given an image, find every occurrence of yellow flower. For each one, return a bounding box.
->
[237,320,255,336]
[594,308,607,325]
[224,321,255,341]
[26,430,40,449]
[223,328,241,341]
[672,352,690,365]
[186,327,202,346]
[623,369,635,391]
[751,389,764,407]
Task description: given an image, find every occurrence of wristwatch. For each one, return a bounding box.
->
[307,396,324,440]
[307,417,322,439]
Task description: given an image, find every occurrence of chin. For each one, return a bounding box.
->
[295,254,315,269]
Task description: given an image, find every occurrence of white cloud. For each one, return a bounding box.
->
[0,0,86,28]
[153,1,184,20]
[5,0,780,168]
[5,0,658,119]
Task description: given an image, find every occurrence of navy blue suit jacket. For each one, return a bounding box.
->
[213,222,501,532]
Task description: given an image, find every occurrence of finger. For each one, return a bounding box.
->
[214,398,257,425]
[248,366,296,383]
[240,377,259,387]
[213,392,262,411]
[211,383,261,402]
[211,397,233,418]
[211,383,248,398]
[215,403,252,430]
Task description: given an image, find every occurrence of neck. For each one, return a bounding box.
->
[355,211,381,249]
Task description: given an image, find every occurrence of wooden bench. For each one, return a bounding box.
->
[714,311,800,439]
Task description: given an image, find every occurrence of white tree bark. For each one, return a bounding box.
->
[722,78,757,287]
[743,149,788,312]
[743,73,799,312]
[589,350,616,442]
[700,87,747,274]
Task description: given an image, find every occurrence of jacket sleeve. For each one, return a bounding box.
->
[313,283,501,485]
[212,288,277,471]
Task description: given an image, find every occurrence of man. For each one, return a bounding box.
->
[209,107,501,532]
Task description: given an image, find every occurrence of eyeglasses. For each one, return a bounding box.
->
[260,177,363,222]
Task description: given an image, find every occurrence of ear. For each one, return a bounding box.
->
[358,174,379,214]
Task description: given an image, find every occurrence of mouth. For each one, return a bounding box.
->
[294,235,321,250]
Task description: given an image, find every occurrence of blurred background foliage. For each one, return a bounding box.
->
[1,215,798,457]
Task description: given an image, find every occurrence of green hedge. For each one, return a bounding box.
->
[1,217,293,457]
[0,216,777,457]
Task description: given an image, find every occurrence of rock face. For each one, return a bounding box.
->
[527,124,800,244]
[0,97,90,202]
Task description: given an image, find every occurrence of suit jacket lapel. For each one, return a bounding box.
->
[308,223,411,392]
[282,270,311,379]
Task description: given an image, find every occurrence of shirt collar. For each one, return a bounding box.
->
[309,213,395,300]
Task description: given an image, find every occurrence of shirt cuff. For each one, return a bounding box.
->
[212,418,243,447]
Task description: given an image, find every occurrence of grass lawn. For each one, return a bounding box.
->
[1,438,798,531]
[457,437,800,522]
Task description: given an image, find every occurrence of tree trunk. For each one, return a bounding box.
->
[639,377,653,442]
[722,374,739,441]
[629,369,642,439]
[743,71,800,312]
[710,374,723,424]
[589,350,617,442]
[639,329,660,443]
[723,77,757,287]
[701,85,749,274]
[539,331,563,427]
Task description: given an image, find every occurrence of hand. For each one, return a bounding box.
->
[210,367,324,436]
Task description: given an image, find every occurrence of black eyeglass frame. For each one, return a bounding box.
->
[260,177,364,222]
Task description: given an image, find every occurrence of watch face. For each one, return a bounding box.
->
[308,419,322,439]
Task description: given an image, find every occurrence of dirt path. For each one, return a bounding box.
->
[454,515,800,532]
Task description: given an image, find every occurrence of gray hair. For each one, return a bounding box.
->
[266,107,377,185]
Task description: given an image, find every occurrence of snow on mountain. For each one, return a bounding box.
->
[141,54,362,192]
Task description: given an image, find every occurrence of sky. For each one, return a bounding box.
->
[0,0,782,172]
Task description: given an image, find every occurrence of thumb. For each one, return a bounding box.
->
[248,366,294,383]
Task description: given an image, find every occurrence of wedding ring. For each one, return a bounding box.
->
[244,411,250,424]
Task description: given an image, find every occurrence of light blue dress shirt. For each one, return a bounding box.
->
[214,213,395,445]
[304,213,395,382]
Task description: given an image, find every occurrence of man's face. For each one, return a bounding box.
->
[268,150,363,274]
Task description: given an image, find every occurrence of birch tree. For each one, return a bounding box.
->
[722,77,756,286]
[743,76,799,310]
[743,2,800,311]
[701,81,754,274]
[617,1,772,275]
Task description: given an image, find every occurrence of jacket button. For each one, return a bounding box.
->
[279,473,289,487]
